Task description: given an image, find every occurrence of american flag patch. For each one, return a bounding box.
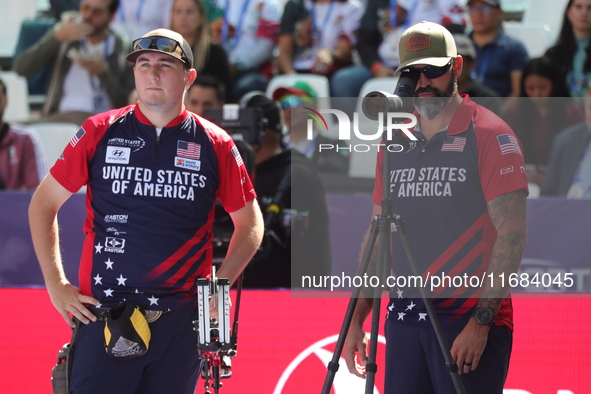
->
[497,134,522,156]
[441,136,466,152]
[231,145,244,167]
[177,141,201,159]
[69,127,86,147]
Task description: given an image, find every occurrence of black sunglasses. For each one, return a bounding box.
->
[403,59,454,80]
[132,36,189,65]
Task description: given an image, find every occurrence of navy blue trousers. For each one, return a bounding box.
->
[69,308,201,394]
[384,320,512,394]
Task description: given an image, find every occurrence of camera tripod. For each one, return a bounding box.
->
[321,122,466,394]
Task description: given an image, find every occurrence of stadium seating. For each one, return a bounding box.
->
[0,0,37,60]
[0,71,31,123]
[13,18,55,95]
[521,0,568,45]
[503,22,552,58]
[29,122,79,168]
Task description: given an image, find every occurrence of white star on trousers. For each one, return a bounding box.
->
[148,295,159,306]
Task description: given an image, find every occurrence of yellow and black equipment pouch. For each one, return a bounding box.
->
[103,301,151,358]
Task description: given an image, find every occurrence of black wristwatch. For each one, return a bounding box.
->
[473,307,495,326]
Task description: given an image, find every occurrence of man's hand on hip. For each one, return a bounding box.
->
[47,281,100,328]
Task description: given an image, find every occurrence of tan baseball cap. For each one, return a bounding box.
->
[396,21,457,72]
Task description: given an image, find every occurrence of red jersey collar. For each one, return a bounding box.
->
[446,95,477,135]
[133,102,190,128]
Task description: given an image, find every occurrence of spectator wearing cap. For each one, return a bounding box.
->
[272,80,316,149]
[454,33,501,114]
[273,81,349,174]
[544,0,591,101]
[15,0,134,125]
[241,94,331,288]
[468,0,529,97]
[28,28,263,393]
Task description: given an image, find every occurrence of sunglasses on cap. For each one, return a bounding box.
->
[132,36,190,65]
[402,59,454,80]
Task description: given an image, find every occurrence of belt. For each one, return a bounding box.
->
[88,306,165,324]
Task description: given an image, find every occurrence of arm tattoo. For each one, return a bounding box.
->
[478,189,528,312]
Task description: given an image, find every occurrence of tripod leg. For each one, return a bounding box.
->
[364,294,382,394]
[393,215,466,394]
[321,218,380,394]
[364,211,392,394]
[212,365,220,394]
[202,359,211,394]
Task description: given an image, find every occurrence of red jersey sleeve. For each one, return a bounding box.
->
[474,111,529,202]
[50,108,129,193]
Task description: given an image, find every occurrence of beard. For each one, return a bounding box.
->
[412,74,457,120]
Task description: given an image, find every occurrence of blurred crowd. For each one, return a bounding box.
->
[2,0,591,202]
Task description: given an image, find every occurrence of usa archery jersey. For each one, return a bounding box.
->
[373,96,527,329]
[51,105,256,311]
